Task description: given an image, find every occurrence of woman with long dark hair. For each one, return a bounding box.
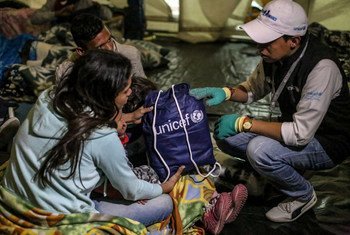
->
[1,49,183,226]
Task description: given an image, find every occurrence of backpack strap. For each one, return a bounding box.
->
[152,90,172,182]
[171,85,221,179]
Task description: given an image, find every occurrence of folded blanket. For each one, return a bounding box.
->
[168,174,215,234]
[308,22,350,80]
[0,184,147,234]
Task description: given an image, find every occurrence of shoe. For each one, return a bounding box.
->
[265,190,317,222]
[203,192,232,235]
[225,184,248,223]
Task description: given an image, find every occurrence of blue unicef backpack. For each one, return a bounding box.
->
[142,83,221,182]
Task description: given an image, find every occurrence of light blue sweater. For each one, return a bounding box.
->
[1,89,162,214]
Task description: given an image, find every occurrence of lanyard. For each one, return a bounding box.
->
[269,39,309,117]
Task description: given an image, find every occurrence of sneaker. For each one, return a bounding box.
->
[225,184,248,223]
[203,192,232,235]
[265,190,317,222]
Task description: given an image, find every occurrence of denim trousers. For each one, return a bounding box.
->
[93,194,173,226]
[217,133,335,201]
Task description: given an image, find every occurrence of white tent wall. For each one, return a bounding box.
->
[17,0,128,8]
[294,0,350,31]
[145,0,173,21]
[141,0,252,43]
[102,0,128,8]
[145,0,178,32]
[14,0,350,39]
[177,0,249,43]
[17,0,46,8]
[307,0,350,31]
[144,0,350,43]
[220,0,255,40]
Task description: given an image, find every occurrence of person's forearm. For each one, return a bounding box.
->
[228,86,249,103]
[249,119,283,142]
[123,106,153,124]
[123,112,134,123]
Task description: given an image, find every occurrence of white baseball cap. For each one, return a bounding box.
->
[240,0,308,43]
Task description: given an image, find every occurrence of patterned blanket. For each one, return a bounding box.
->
[0,24,170,103]
[308,22,350,80]
[0,8,47,39]
[0,161,214,234]
[169,174,215,234]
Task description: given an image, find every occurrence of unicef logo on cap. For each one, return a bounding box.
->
[191,110,204,123]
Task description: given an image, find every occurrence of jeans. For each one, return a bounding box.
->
[217,133,335,201]
[94,194,173,226]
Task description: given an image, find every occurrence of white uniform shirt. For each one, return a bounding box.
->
[239,59,342,146]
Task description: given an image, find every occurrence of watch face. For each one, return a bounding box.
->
[243,121,252,130]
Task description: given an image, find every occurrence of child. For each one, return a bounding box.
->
[116,112,160,184]
[123,75,158,166]
[2,50,183,226]
[91,76,160,199]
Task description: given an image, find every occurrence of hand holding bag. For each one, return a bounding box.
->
[143,83,221,182]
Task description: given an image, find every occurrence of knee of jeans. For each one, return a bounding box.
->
[246,136,275,170]
[158,194,173,214]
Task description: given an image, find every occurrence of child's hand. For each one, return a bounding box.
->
[115,112,127,135]
[161,166,185,193]
[137,199,148,205]
[124,106,154,124]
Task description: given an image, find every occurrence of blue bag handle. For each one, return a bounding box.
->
[152,84,221,182]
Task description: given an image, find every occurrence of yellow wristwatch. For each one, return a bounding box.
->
[242,117,253,132]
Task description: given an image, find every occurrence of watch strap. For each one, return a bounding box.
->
[242,116,253,132]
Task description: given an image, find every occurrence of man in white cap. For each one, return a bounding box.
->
[190,0,350,222]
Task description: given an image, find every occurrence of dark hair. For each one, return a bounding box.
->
[282,34,306,44]
[35,49,131,186]
[123,76,158,113]
[71,13,104,49]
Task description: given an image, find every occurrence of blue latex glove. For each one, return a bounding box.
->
[214,114,241,140]
[189,87,226,106]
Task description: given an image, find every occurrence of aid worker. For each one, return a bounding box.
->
[190,0,350,222]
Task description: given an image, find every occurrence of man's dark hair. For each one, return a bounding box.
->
[71,13,104,49]
[282,34,306,44]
